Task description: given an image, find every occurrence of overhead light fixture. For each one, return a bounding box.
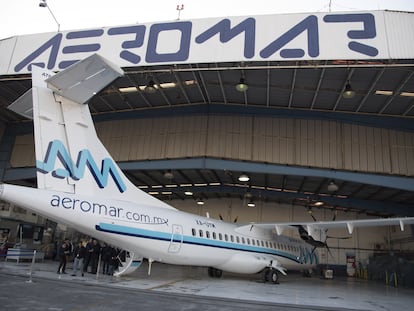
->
[144,80,157,94]
[400,92,414,97]
[184,190,193,196]
[327,181,339,192]
[342,82,355,99]
[238,173,250,182]
[247,201,255,208]
[314,201,324,206]
[119,86,138,93]
[375,90,393,96]
[163,170,174,180]
[196,199,205,205]
[235,78,248,92]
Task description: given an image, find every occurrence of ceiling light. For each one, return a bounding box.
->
[235,78,248,92]
[119,86,138,93]
[327,181,339,192]
[196,199,205,205]
[183,79,197,86]
[247,201,255,208]
[400,92,414,97]
[375,90,393,96]
[164,170,174,180]
[342,82,355,98]
[184,191,193,196]
[159,82,176,89]
[238,173,250,182]
[144,80,157,94]
[314,201,324,206]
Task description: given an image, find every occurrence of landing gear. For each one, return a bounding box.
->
[302,269,312,278]
[208,267,223,278]
[262,267,279,284]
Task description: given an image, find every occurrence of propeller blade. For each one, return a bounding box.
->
[325,244,335,262]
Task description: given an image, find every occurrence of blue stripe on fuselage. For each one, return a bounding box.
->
[96,222,303,264]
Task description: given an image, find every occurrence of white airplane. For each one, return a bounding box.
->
[1,54,414,283]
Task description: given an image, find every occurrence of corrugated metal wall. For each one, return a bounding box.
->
[9,115,414,176]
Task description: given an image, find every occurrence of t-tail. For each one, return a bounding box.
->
[8,54,175,210]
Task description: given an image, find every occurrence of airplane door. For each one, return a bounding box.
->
[168,224,183,253]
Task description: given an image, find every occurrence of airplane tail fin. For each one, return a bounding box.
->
[8,54,176,210]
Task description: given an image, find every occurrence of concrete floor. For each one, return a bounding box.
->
[1,259,414,311]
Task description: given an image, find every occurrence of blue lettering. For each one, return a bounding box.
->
[146,22,192,63]
[108,25,146,64]
[14,33,63,72]
[59,30,104,69]
[195,18,255,58]
[260,15,319,59]
[323,13,378,56]
[13,14,380,73]
[37,140,127,193]
[80,200,92,212]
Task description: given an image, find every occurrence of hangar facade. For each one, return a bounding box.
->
[0,10,413,266]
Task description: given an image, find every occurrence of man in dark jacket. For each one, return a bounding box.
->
[71,241,86,276]
[57,241,70,274]
[90,239,101,274]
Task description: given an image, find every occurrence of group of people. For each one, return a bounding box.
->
[56,238,120,276]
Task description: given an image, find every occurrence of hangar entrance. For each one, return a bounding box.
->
[168,224,183,253]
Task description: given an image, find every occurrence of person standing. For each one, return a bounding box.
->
[57,241,69,274]
[71,241,86,277]
[83,238,93,273]
[90,239,101,274]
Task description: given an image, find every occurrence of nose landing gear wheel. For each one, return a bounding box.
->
[262,267,279,284]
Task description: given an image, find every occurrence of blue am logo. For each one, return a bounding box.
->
[36,140,127,193]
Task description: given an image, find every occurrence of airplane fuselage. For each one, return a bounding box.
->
[0,184,317,275]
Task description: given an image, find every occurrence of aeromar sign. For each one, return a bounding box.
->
[6,12,383,74]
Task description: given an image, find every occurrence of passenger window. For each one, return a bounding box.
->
[225,234,228,241]
[199,230,203,237]
[230,235,234,242]
[206,231,210,239]
[242,237,245,244]
[252,239,255,246]
[261,241,264,247]
[247,238,250,245]
[192,228,196,236]
[212,232,216,239]
[219,233,222,240]
[236,236,240,243]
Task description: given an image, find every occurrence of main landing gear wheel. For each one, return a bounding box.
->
[208,267,223,278]
[262,267,279,284]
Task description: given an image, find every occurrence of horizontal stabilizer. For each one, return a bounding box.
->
[45,54,124,104]
[7,89,33,119]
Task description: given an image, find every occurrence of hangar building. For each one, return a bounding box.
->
[0,10,413,269]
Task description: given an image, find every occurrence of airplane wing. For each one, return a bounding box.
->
[238,217,414,236]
